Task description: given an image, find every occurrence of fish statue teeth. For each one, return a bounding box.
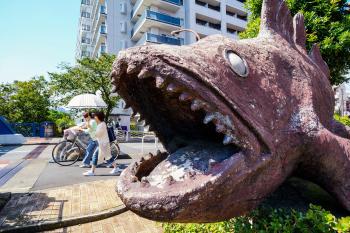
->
[111,0,350,223]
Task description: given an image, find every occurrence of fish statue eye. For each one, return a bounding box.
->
[225,50,249,78]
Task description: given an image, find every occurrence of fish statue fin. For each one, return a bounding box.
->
[293,12,307,53]
[259,0,307,53]
[259,0,294,43]
[309,44,330,78]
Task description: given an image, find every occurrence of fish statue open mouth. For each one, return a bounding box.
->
[111,0,350,223]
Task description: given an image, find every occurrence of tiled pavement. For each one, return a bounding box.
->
[23,137,61,145]
[0,179,163,233]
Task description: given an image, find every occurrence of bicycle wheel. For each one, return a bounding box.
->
[52,141,83,166]
[110,141,120,160]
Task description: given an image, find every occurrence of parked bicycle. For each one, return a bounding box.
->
[52,129,120,166]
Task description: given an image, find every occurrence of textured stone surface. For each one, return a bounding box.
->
[111,0,350,223]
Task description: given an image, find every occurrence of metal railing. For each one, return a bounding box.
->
[131,0,183,19]
[11,123,39,137]
[131,10,183,38]
[115,130,159,155]
[141,134,159,155]
[115,129,157,142]
[138,32,184,46]
[100,25,107,34]
[10,122,55,137]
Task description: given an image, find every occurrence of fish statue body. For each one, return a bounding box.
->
[111,0,350,223]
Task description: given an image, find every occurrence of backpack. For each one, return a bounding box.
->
[107,126,117,142]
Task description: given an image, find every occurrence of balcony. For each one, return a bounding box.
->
[100,5,107,15]
[131,10,183,41]
[100,24,107,34]
[226,0,246,14]
[100,43,107,55]
[92,34,107,58]
[137,32,184,46]
[81,51,91,57]
[131,0,183,22]
[81,0,91,5]
[81,37,91,44]
[91,6,107,48]
[225,13,247,30]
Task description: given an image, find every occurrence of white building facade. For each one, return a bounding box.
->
[76,0,248,59]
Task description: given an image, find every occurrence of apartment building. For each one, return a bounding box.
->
[75,0,248,130]
[76,0,133,58]
[76,0,248,59]
[185,0,247,43]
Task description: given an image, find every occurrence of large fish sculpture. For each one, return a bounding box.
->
[110,0,350,222]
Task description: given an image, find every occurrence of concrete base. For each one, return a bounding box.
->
[0,134,26,145]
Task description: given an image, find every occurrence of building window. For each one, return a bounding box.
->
[227,28,237,34]
[208,4,220,12]
[81,37,91,44]
[120,22,127,33]
[100,43,106,54]
[82,24,90,31]
[120,2,127,14]
[81,11,90,18]
[208,22,221,30]
[196,18,207,26]
[195,0,206,6]
[100,23,107,34]
[226,10,236,17]
[82,51,91,57]
[100,5,107,14]
[237,14,247,21]
[81,0,90,5]
[195,0,220,12]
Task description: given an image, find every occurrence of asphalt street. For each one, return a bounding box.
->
[0,142,164,192]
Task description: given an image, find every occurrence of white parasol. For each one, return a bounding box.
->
[67,93,107,109]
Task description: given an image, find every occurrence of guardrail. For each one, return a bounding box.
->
[115,130,156,142]
[115,130,159,155]
[10,122,55,137]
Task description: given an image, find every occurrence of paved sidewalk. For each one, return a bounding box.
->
[0,179,163,233]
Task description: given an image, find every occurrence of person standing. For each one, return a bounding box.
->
[79,112,98,168]
[83,112,119,176]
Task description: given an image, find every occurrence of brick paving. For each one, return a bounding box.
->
[0,179,163,233]
[23,137,61,145]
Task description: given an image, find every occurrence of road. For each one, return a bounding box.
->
[0,142,163,193]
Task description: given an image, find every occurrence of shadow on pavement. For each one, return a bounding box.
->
[0,192,64,228]
[0,146,20,156]
[93,164,128,176]
[117,154,132,159]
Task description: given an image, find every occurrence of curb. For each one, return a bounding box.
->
[0,143,58,146]
[0,205,128,233]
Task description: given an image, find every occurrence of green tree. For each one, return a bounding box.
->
[47,110,75,134]
[240,0,350,85]
[0,76,51,122]
[49,54,119,120]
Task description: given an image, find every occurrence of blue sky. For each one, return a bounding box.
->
[0,0,80,83]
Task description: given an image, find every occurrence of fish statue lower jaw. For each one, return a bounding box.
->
[110,0,350,223]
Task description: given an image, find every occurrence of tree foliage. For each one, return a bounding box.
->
[0,76,51,122]
[240,0,350,85]
[47,110,75,134]
[49,54,118,120]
